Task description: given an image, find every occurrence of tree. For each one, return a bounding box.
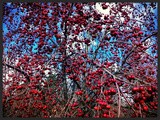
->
[3,2,158,118]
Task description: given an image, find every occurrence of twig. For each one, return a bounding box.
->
[115,81,121,118]
[121,31,157,67]
[60,95,74,116]
[110,41,131,44]
[6,87,29,103]
[119,88,136,114]
[3,62,30,82]
[102,66,134,85]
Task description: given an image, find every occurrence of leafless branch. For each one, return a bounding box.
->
[119,88,137,114]
[3,62,30,82]
[115,82,121,118]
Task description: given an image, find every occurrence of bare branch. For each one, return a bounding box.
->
[3,62,30,82]
[115,82,121,118]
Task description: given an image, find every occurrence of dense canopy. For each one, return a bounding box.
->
[2,2,158,118]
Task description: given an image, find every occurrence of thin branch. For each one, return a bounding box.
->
[73,80,81,89]
[60,94,74,116]
[6,87,29,103]
[95,63,134,85]
[119,88,137,114]
[50,38,59,47]
[93,44,101,60]
[109,41,131,44]
[121,46,136,67]
[121,31,157,67]
[141,31,157,43]
[115,82,121,118]
[3,62,30,82]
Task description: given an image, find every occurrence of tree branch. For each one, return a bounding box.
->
[121,31,157,67]
[115,82,121,118]
[119,88,137,114]
[3,62,30,82]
